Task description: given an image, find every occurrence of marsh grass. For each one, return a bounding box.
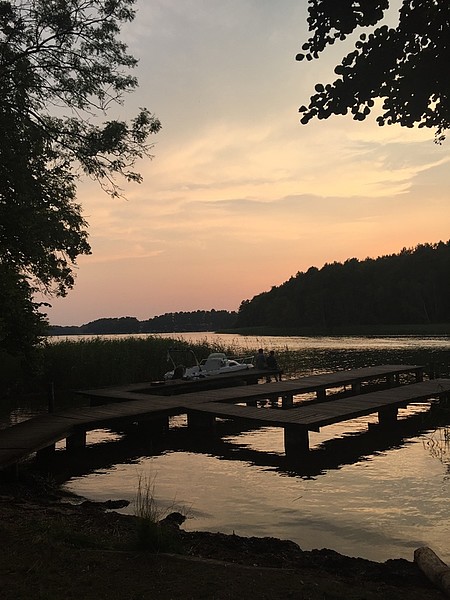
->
[8,333,450,410]
[2,333,267,410]
[25,333,368,399]
[38,335,243,393]
[134,473,185,553]
[423,426,450,464]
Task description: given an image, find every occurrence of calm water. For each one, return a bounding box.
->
[60,334,450,564]
[52,330,450,352]
[4,333,449,563]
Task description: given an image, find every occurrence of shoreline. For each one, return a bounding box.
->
[0,474,447,600]
[48,323,450,337]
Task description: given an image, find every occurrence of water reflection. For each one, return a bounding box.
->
[53,401,450,564]
[62,416,450,564]
[49,405,438,481]
[52,332,450,351]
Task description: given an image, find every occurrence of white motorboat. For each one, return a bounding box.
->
[164,349,254,380]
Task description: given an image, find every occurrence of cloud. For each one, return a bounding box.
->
[44,0,450,325]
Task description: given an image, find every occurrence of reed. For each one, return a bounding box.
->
[135,472,161,523]
[30,336,360,399]
[39,335,241,392]
[134,472,185,553]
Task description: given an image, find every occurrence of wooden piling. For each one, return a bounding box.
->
[284,425,309,456]
[378,406,398,427]
[137,416,169,436]
[282,394,293,408]
[187,411,216,431]
[66,430,87,451]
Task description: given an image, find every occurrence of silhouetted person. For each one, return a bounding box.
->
[254,348,267,370]
[172,364,185,380]
[266,350,280,382]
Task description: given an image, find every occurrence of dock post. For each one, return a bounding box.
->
[316,388,326,401]
[187,411,216,432]
[386,374,396,387]
[351,381,361,394]
[282,394,293,408]
[36,443,56,462]
[284,425,309,456]
[66,430,87,451]
[137,416,169,437]
[378,406,398,427]
[48,382,55,413]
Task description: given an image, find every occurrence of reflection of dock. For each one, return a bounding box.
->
[42,407,439,482]
[1,364,450,472]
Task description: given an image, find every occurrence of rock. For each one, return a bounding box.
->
[159,512,186,528]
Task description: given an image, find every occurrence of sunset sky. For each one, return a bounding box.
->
[45,0,450,326]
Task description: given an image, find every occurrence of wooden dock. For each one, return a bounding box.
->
[1,364,449,471]
[80,363,424,404]
[83,367,284,403]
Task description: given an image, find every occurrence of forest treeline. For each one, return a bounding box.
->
[50,242,450,336]
[236,242,450,332]
[49,310,237,336]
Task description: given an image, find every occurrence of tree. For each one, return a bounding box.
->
[0,0,161,356]
[296,1,450,142]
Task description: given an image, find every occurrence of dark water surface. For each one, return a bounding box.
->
[4,334,450,563]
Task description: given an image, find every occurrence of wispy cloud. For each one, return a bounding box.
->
[46,0,450,325]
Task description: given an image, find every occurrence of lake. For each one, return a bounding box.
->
[5,333,450,563]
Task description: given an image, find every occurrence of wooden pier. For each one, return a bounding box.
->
[85,366,284,403]
[1,364,449,471]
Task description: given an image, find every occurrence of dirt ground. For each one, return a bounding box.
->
[0,475,446,600]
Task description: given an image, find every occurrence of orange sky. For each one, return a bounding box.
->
[45,1,450,326]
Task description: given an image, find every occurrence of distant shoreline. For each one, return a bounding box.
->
[49,323,450,337]
[220,323,450,336]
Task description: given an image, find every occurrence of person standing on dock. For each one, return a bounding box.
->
[254,348,267,370]
[266,350,280,382]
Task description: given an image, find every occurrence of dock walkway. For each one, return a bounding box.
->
[80,363,424,404]
[187,378,450,453]
[0,365,448,470]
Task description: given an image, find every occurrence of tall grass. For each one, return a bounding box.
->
[134,472,185,552]
[39,335,243,392]
[135,472,161,523]
[1,334,266,406]
[15,333,449,406]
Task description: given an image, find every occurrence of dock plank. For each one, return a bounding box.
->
[189,379,450,429]
[157,364,422,407]
[80,364,423,403]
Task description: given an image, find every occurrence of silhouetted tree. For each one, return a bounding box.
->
[0,0,161,356]
[297,1,450,142]
[236,242,450,331]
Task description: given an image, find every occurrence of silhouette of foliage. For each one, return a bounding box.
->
[297,1,450,142]
[0,0,161,356]
[50,310,238,334]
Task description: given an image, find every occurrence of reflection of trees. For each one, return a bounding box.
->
[423,427,450,475]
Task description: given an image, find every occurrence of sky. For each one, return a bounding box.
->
[45,0,450,326]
